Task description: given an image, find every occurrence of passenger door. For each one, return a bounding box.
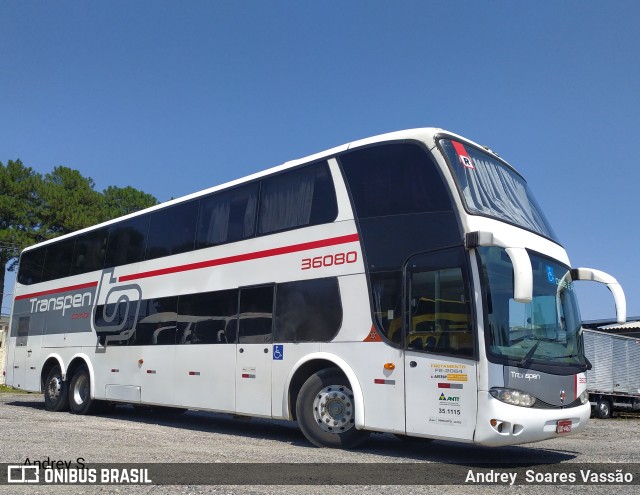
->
[235,285,274,417]
[404,248,478,441]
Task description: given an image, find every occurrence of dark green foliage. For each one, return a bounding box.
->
[0,159,158,299]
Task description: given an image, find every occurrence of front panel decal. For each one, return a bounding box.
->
[428,363,469,428]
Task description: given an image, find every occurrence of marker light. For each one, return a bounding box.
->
[138,359,144,365]
[384,363,395,371]
[489,388,536,407]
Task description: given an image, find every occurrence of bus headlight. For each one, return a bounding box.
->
[489,388,536,407]
[579,390,590,405]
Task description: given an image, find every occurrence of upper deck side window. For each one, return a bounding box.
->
[338,142,452,219]
[258,161,337,235]
[17,161,339,285]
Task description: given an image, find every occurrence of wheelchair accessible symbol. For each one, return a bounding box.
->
[273,345,284,360]
[546,265,555,284]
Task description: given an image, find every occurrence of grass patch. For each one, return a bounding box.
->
[0,384,31,394]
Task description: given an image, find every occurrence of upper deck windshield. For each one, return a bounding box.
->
[439,138,559,242]
[478,247,587,373]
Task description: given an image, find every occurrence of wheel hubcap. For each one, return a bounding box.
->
[313,385,355,434]
[72,375,89,406]
[47,376,61,400]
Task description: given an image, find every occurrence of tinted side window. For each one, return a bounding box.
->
[15,316,29,346]
[274,278,342,342]
[105,215,149,267]
[196,183,259,248]
[17,248,46,285]
[41,238,75,282]
[258,162,337,235]
[407,248,474,357]
[370,271,403,344]
[238,286,274,344]
[146,200,199,260]
[339,143,451,218]
[177,289,238,344]
[131,296,179,346]
[71,228,108,275]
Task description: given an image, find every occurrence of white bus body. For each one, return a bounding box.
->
[4,128,625,448]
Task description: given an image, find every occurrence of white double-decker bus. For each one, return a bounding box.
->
[4,128,626,448]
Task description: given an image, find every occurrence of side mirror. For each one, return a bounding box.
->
[465,232,533,303]
[571,268,627,324]
[505,247,533,303]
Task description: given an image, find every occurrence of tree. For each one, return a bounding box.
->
[39,166,105,235]
[102,185,158,219]
[0,160,158,305]
[0,160,44,302]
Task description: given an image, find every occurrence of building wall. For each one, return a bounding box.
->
[0,317,8,385]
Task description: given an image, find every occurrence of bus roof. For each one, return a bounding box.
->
[21,127,498,252]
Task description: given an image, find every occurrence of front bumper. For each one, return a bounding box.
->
[474,391,591,447]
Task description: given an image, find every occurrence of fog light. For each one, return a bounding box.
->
[579,389,590,405]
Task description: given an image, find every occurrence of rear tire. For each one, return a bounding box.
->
[68,366,96,415]
[595,398,612,419]
[44,365,69,412]
[296,368,369,449]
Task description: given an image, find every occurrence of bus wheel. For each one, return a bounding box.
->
[44,365,69,412]
[296,368,369,449]
[595,398,612,419]
[69,366,96,415]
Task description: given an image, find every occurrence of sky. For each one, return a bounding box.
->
[1,1,639,321]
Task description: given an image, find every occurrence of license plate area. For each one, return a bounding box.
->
[556,419,572,434]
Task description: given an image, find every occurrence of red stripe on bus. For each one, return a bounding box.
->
[374,379,396,385]
[15,281,99,301]
[118,233,360,283]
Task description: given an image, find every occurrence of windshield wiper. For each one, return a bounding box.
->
[517,340,541,368]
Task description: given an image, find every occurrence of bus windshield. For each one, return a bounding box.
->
[478,247,586,370]
[440,139,558,242]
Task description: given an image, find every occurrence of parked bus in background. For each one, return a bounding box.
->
[3,128,626,448]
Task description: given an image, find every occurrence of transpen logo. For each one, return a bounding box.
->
[92,268,143,346]
[29,292,93,317]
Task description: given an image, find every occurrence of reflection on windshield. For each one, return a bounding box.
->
[478,247,585,369]
[440,139,558,242]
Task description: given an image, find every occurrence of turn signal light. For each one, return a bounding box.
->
[384,363,395,370]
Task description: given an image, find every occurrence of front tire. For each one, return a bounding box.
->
[69,366,96,415]
[44,365,69,412]
[295,368,369,449]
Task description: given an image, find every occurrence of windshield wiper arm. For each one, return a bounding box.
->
[517,340,541,368]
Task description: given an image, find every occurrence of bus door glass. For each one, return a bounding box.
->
[235,285,275,417]
[404,247,477,441]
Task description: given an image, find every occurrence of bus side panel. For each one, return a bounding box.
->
[91,346,142,401]
[321,342,405,434]
[172,344,236,411]
[271,343,321,419]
